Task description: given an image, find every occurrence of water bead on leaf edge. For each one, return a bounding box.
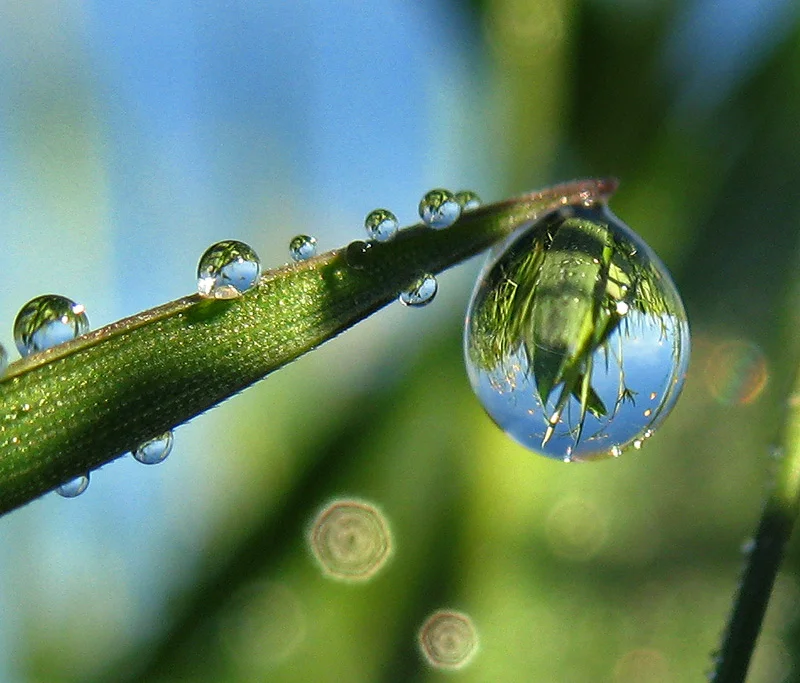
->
[464,203,690,461]
[13,295,90,357]
[419,189,462,229]
[197,240,261,299]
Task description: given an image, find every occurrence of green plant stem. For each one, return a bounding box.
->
[0,178,617,515]
[712,365,800,682]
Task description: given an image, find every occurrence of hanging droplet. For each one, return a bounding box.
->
[364,208,399,243]
[308,499,393,582]
[419,189,461,229]
[197,240,261,299]
[14,295,90,357]
[464,203,690,461]
[133,430,174,465]
[399,274,438,307]
[56,474,89,498]
[418,610,479,670]
[289,234,317,262]
[345,240,372,269]
[455,190,482,211]
[0,342,7,375]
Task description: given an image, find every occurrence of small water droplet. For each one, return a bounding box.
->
[418,610,479,670]
[455,190,482,211]
[14,295,90,356]
[419,189,461,229]
[133,431,174,465]
[197,240,261,299]
[308,499,393,582]
[289,235,317,262]
[345,240,372,269]
[57,474,89,498]
[364,208,399,242]
[740,537,756,555]
[464,203,690,461]
[399,274,437,307]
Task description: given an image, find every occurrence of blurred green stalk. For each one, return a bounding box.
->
[712,364,800,682]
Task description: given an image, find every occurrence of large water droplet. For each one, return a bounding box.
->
[56,474,89,498]
[364,208,399,242]
[464,204,690,461]
[418,610,479,670]
[14,295,90,357]
[289,235,317,262]
[133,430,174,465]
[197,240,261,299]
[455,190,482,211]
[399,274,438,307]
[419,189,461,229]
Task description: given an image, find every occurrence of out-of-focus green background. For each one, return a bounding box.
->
[0,1,798,681]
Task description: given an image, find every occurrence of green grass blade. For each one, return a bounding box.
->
[0,178,617,515]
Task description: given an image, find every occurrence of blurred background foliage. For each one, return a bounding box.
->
[0,0,798,681]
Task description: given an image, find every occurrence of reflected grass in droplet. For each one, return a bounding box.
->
[464,204,690,461]
[14,295,90,357]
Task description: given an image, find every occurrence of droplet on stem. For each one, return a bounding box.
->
[56,474,89,498]
[399,274,438,307]
[197,240,261,299]
[419,189,461,229]
[345,240,372,270]
[454,190,481,211]
[464,203,690,461]
[289,235,317,262]
[14,295,90,356]
[364,208,399,242]
[133,431,174,465]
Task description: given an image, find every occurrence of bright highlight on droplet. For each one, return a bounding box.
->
[418,609,479,670]
[464,203,690,461]
[399,274,438,307]
[13,294,90,357]
[197,240,261,299]
[56,474,89,498]
[704,339,768,406]
[345,240,372,270]
[419,189,462,229]
[289,234,317,262]
[364,208,399,242]
[133,430,174,465]
[308,499,392,582]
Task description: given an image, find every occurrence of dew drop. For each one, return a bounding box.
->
[455,190,482,211]
[419,189,461,229]
[308,498,393,582]
[289,234,317,262]
[364,208,399,243]
[345,240,372,269]
[464,203,690,461]
[197,240,261,299]
[56,474,89,498]
[418,610,479,670]
[133,430,174,465]
[14,295,90,357]
[399,274,437,307]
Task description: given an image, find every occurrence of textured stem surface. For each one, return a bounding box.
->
[0,179,617,514]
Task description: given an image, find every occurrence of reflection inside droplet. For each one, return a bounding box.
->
[464,204,690,461]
